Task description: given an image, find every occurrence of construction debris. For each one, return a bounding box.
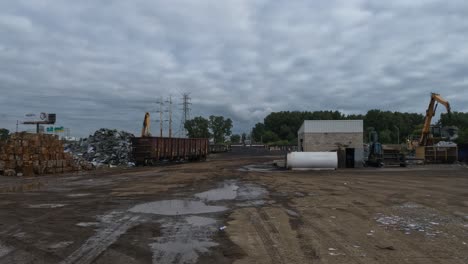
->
[0,132,92,176]
[65,128,134,167]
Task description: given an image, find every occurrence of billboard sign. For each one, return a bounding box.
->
[46,126,65,133]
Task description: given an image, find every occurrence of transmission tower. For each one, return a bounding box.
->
[165,95,173,138]
[156,97,164,137]
[180,93,191,137]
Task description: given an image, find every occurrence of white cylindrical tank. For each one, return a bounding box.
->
[287,152,338,170]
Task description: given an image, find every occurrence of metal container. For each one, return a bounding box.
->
[287,152,338,170]
[131,137,209,165]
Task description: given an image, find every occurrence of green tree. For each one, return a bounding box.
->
[251,123,265,142]
[209,115,233,143]
[251,110,426,144]
[457,128,468,144]
[184,117,210,138]
[230,134,241,143]
[378,129,392,144]
[241,133,246,144]
[262,130,279,142]
[0,128,9,140]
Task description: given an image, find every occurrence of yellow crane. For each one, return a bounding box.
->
[419,93,450,146]
[141,112,151,137]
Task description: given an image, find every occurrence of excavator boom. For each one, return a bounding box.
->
[419,93,451,146]
[141,112,151,137]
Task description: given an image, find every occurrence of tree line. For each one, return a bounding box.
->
[184,115,233,143]
[250,110,468,145]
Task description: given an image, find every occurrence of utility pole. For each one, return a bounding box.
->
[394,125,400,144]
[165,95,173,138]
[180,93,191,138]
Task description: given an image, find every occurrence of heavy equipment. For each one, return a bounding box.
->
[141,112,151,137]
[419,93,451,146]
[366,131,384,167]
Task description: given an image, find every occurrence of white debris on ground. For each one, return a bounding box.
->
[64,129,134,167]
[375,202,463,236]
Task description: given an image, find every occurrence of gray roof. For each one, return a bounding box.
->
[298,120,363,134]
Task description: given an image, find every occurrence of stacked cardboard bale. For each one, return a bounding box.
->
[0,133,92,177]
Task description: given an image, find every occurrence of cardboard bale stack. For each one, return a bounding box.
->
[0,133,92,177]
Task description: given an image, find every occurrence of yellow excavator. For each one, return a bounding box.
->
[419,93,451,146]
[141,112,151,137]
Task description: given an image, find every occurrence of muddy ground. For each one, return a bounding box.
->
[0,149,467,264]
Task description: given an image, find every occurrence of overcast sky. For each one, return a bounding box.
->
[1,0,467,137]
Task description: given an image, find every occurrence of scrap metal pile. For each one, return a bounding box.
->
[65,128,134,167]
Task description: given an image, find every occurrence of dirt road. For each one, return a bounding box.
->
[0,150,467,263]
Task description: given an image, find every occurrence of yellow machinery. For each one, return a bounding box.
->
[419,93,451,146]
[141,112,151,137]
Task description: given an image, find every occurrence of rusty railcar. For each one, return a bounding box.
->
[131,137,209,165]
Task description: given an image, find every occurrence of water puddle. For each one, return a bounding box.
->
[195,181,239,201]
[194,180,267,202]
[128,200,227,215]
[28,203,66,208]
[236,200,266,207]
[185,216,217,227]
[76,222,99,227]
[237,183,268,200]
[67,193,90,198]
[48,241,74,249]
[150,216,219,264]
[61,180,268,264]
[238,163,280,172]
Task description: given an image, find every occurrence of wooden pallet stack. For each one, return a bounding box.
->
[0,133,92,176]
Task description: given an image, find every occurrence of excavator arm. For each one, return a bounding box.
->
[141,112,151,137]
[419,93,451,146]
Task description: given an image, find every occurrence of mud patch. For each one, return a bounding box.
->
[0,242,13,258]
[60,212,142,264]
[129,200,227,216]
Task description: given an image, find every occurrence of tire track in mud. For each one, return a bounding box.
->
[247,209,285,264]
[59,214,141,264]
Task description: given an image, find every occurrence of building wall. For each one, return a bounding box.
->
[298,132,364,167]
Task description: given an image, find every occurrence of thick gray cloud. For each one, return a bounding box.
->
[1,0,467,137]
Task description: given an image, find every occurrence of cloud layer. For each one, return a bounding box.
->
[1,0,467,136]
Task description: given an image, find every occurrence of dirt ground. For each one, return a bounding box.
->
[0,149,467,264]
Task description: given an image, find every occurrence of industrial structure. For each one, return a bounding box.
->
[298,120,364,168]
[415,93,458,163]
